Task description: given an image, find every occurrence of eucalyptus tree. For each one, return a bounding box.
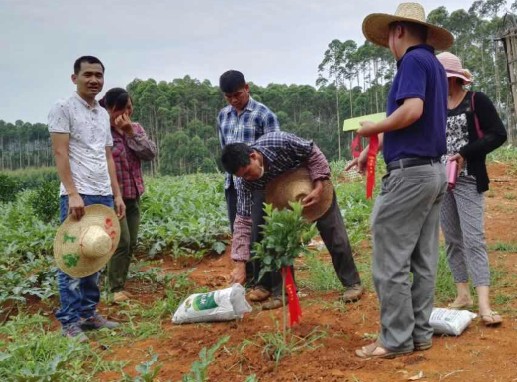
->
[318,39,358,159]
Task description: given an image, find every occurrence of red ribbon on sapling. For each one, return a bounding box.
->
[281,267,301,326]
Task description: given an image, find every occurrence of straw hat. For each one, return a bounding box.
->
[436,52,473,84]
[362,2,454,50]
[265,167,333,222]
[54,204,121,278]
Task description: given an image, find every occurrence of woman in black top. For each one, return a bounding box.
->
[437,52,507,326]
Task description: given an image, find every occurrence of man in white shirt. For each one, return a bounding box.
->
[48,56,125,342]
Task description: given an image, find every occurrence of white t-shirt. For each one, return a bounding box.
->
[48,93,113,196]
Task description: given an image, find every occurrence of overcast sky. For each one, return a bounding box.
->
[2,0,480,123]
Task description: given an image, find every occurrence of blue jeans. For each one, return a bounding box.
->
[55,194,113,327]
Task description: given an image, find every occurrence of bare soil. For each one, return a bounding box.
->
[39,163,517,381]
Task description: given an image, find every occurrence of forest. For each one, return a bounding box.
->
[1,0,516,175]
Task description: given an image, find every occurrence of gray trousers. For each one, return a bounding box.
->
[440,176,489,286]
[371,162,446,352]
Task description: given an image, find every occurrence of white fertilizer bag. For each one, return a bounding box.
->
[430,307,477,336]
[172,283,252,324]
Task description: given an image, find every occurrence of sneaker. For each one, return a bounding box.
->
[62,323,88,343]
[80,313,120,331]
[341,284,364,303]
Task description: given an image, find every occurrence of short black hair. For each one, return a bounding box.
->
[74,56,105,75]
[221,143,253,174]
[99,87,130,111]
[219,70,245,93]
[389,21,428,43]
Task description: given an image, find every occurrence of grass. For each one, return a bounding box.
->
[239,324,327,365]
[0,314,120,381]
[489,242,517,252]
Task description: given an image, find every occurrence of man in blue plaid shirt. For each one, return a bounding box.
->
[217,70,281,308]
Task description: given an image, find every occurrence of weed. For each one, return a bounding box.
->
[122,350,162,382]
[298,252,342,291]
[181,335,230,382]
[240,324,326,365]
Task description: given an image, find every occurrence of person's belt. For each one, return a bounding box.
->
[386,157,440,172]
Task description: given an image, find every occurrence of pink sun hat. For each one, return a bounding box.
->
[436,52,473,85]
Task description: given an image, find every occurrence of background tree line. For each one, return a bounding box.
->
[1,0,516,174]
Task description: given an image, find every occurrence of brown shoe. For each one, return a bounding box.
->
[262,297,285,310]
[341,284,364,303]
[247,286,271,302]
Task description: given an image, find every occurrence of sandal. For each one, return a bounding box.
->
[355,341,412,359]
[247,286,271,302]
[480,311,503,327]
[447,297,474,309]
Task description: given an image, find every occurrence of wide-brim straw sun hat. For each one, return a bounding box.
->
[436,52,473,84]
[265,167,333,222]
[362,2,454,51]
[54,204,121,278]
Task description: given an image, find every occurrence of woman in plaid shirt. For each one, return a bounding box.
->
[101,88,157,302]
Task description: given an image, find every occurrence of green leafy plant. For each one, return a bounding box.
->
[0,173,20,203]
[122,351,162,382]
[180,335,230,382]
[253,201,317,339]
[27,178,60,223]
[253,202,317,278]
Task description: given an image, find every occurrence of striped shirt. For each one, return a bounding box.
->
[111,122,156,199]
[231,132,330,261]
[217,97,280,189]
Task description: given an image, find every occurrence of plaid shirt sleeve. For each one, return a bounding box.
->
[306,143,330,181]
[231,215,252,261]
[217,111,226,148]
[264,109,280,134]
[231,179,253,261]
[126,123,157,161]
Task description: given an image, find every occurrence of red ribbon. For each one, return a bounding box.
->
[350,134,379,199]
[282,267,301,326]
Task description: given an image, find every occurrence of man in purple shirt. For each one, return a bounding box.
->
[221,132,363,308]
[350,3,452,358]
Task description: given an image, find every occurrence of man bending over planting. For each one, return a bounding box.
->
[221,131,363,308]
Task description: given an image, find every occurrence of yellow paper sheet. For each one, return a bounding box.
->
[342,112,385,132]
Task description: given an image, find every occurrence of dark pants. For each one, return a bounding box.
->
[56,194,114,327]
[107,198,141,292]
[316,192,361,288]
[225,181,282,295]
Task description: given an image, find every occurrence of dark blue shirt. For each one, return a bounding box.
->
[383,44,448,164]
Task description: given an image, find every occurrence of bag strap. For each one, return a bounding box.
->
[470,92,484,139]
